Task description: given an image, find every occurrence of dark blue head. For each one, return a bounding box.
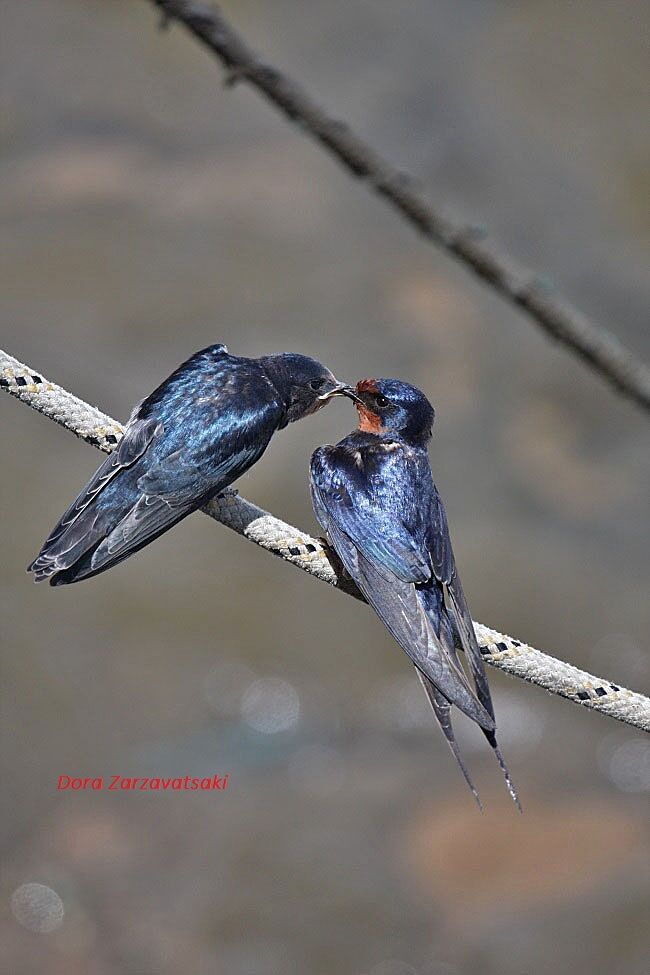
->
[260,353,349,423]
[349,378,435,444]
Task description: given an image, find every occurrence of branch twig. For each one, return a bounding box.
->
[2,348,649,732]
[147,1,650,412]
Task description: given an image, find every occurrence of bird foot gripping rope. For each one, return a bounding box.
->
[2,346,649,733]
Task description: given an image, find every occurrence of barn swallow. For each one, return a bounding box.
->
[29,344,348,586]
[310,378,521,810]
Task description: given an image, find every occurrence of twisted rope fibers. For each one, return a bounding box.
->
[2,348,649,732]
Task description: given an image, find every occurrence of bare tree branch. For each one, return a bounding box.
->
[149,0,650,412]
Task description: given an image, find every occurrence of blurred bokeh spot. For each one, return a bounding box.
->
[10,883,65,934]
[404,796,650,921]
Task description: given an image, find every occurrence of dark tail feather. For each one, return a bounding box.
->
[48,546,110,586]
[416,669,483,812]
[27,498,151,586]
[445,582,496,724]
[49,494,198,585]
[419,596,521,811]
[483,729,522,812]
[28,506,114,585]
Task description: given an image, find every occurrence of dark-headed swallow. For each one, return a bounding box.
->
[310,378,520,810]
[29,344,348,585]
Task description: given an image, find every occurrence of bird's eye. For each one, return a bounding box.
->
[309,378,326,391]
[375,394,390,408]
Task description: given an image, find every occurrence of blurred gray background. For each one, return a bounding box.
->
[1,1,649,973]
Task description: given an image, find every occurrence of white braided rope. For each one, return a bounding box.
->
[2,347,649,732]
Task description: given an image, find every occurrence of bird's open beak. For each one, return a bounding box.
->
[339,384,364,404]
[317,382,362,403]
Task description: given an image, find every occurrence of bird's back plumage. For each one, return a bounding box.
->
[311,428,520,809]
[29,345,284,585]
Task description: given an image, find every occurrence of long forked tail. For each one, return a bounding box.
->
[483,729,523,812]
[415,668,483,812]
[441,590,523,811]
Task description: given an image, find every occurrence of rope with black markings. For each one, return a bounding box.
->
[2,347,649,731]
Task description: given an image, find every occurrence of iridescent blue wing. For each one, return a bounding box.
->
[426,486,494,722]
[310,444,494,731]
[28,416,163,582]
[87,441,267,575]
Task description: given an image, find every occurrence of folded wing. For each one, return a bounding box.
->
[310,445,494,732]
[28,416,163,583]
[29,370,280,584]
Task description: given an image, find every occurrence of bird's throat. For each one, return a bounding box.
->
[356,404,383,433]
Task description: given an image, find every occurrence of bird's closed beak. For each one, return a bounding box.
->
[317,382,362,403]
